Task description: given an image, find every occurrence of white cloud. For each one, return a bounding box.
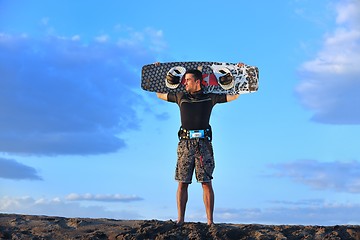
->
[66,193,143,202]
[0,158,42,180]
[296,0,360,124]
[267,159,360,193]
[2,195,359,225]
[144,28,167,52]
[214,200,360,225]
[0,196,142,219]
[336,0,360,25]
[0,32,160,155]
[95,34,109,43]
[115,25,167,52]
[71,35,80,41]
[185,198,360,225]
[41,17,50,26]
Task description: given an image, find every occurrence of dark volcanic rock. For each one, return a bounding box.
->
[0,214,359,239]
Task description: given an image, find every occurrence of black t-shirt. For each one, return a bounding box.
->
[167,91,227,130]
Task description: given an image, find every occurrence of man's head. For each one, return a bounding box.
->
[184,69,203,93]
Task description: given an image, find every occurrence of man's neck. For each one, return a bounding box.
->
[189,87,202,94]
[188,89,202,95]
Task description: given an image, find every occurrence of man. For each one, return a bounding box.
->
[156,65,240,225]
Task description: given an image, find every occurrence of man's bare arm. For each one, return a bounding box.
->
[226,94,239,102]
[156,92,168,101]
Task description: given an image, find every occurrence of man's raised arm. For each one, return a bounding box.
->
[157,92,168,101]
[226,94,239,102]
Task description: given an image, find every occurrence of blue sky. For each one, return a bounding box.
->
[0,0,360,225]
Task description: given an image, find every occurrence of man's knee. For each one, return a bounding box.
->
[178,182,189,190]
[201,181,213,190]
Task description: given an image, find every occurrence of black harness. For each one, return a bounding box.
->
[178,126,212,141]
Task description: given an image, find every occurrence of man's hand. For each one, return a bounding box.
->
[224,62,243,102]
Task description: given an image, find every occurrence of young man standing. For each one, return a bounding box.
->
[157,67,240,225]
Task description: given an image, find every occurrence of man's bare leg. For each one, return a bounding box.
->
[177,182,189,225]
[202,181,214,225]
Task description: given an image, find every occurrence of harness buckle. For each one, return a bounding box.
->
[189,130,205,139]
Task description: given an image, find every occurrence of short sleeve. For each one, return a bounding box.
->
[167,93,176,103]
[211,94,227,105]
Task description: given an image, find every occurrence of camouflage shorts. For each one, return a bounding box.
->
[175,139,215,183]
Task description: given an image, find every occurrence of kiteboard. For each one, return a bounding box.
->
[141,61,259,95]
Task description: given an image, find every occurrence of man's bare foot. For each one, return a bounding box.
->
[176,220,184,226]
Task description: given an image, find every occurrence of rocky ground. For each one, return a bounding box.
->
[0,214,359,239]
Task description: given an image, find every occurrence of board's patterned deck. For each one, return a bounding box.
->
[141,62,259,95]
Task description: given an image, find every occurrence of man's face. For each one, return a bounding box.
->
[184,73,200,93]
